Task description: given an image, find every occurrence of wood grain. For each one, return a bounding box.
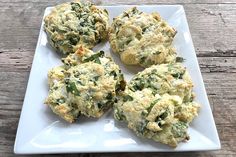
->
[0,0,236,156]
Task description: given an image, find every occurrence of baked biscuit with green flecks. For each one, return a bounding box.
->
[45,46,125,123]
[114,63,200,147]
[44,0,109,55]
[109,7,177,67]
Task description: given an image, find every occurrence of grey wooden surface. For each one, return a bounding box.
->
[0,0,236,156]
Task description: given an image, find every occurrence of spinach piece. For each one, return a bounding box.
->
[123,95,133,102]
[71,2,81,11]
[136,120,148,135]
[176,57,185,63]
[94,76,100,81]
[139,56,147,64]
[141,111,148,117]
[114,109,126,121]
[142,27,148,33]
[74,71,80,78]
[69,37,79,45]
[153,51,161,55]
[171,121,188,138]
[151,68,157,74]
[167,64,185,79]
[130,74,161,93]
[97,102,103,109]
[57,40,65,45]
[159,111,169,119]
[53,86,58,90]
[109,70,117,78]
[126,38,132,45]
[146,99,160,113]
[98,100,113,110]
[167,64,173,71]
[105,100,114,108]
[131,79,145,91]
[106,92,113,100]
[77,80,83,86]
[172,72,184,79]
[93,57,101,64]
[91,76,100,85]
[83,51,104,63]
[123,12,130,18]
[104,9,108,15]
[131,84,139,91]
[131,7,139,15]
[66,81,80,96]
[155,110,169,127]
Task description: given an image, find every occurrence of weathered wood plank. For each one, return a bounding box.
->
[0,0,236,156]
[185,4,236,57]
[0,50,33,72]
[1,0,236,5]
[198,57,236,73]
[1,48,236,73]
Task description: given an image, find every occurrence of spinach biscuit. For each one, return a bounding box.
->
[109,7,177,67]
[114,63,200,147]
[44,0,109,55]
[45,46,125,122]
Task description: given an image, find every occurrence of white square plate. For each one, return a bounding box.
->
[14,5,221,154]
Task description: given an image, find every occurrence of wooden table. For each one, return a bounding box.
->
[0,0,235,156]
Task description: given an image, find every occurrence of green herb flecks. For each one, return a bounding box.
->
[53,86,59,90]
[123,12,130,18]
[167,64,174,71]
[176,57,185,63]
[155,110,169,127]
[114,108,126,121]
[106,92,113,100]
[98,100,113,110]
[131,78,145,91]
[66,81,80,96]
[146,99,160,113]
[139,56,147,64]
[172,72,184,79]
[69,37,79,45]
[153,51,161,55]
[91,76,100,85]
[97,102,103,109]
[126,38,132,45]
[171,121,188,138]
[83,51,104,64]
[109,70,117,78]
[77,80,84,86]
[94,76,99,81]
[123,95,134,102]
[142,27,148,33]
[136,120,148,135]
[167,64,185,79]
[71,2,82,12]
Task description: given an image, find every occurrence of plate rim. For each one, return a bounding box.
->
[14,4,221,154]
